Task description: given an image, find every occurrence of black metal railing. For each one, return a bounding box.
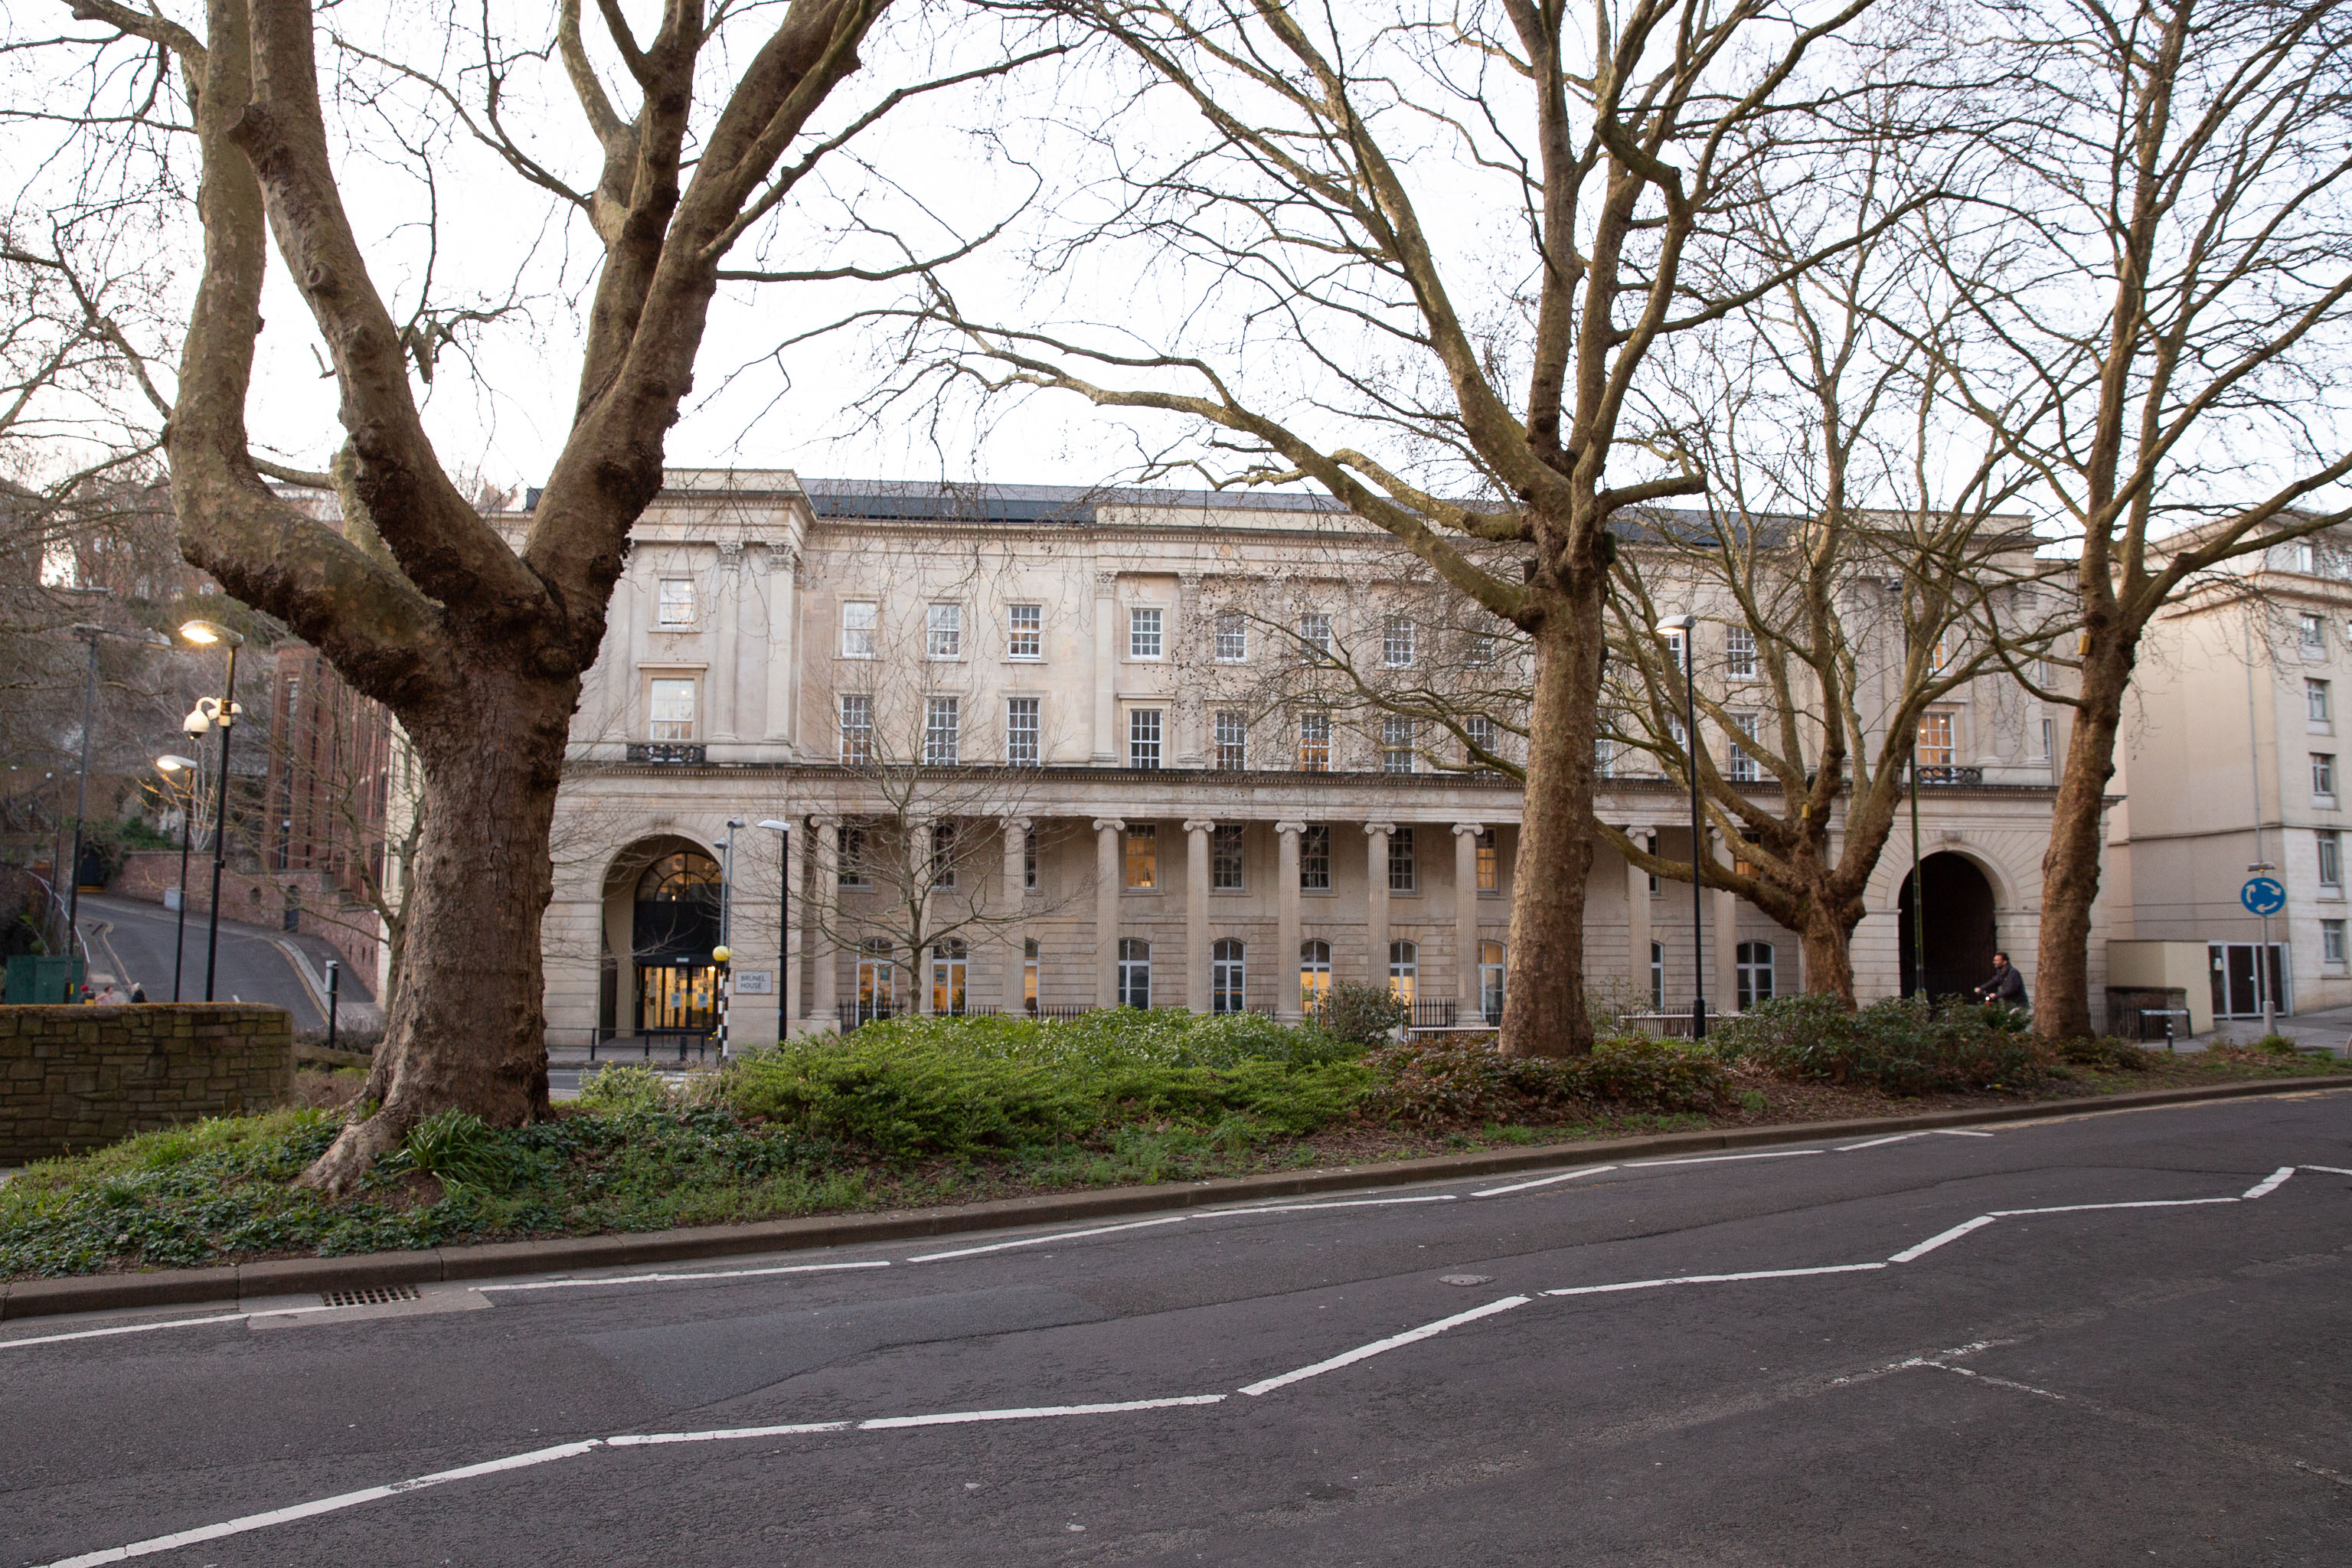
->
[1913,765,1984,786]
[567,1027,715,1063]
[1619,1010,1704,1038]
[626,742,708,765]
[1031,1003,1096,1021]
[837,1001,1011,1031]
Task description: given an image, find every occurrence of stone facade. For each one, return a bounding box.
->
[0,1004,293,1164]
[527,472,2102,1048]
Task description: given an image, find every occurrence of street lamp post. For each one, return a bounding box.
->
[155,753,201,1001]
[178,620,244,1002]
[1655,615,1707,1040]
[714,818,745,1059]
[757,818,792,1041]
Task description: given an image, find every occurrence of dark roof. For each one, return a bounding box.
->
[797,478,1346,526]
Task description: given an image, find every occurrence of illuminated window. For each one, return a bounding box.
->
[1007,603,1042,658]
[1388,939,1419,1004]
[657,578,695,627]
[1298,939,1331,1012]
[1298,711,1331,772]
[1476,828,1499,893]
[1916,710,1955,769]
[1024,937,1040,1013]
[1125,823,1158,889]
[930,937,967,1014]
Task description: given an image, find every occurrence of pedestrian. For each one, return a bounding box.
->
[96,984,116,1005]
[1972,952,2028,1015]
[78,982,94,1004]
[129,982,147,1003]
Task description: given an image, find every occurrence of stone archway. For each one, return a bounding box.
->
[1898,851,1999,1001]
[599,835,723,1037]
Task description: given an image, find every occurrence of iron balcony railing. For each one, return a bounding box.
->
[626,742,708,765]
[1913,764,1984,786]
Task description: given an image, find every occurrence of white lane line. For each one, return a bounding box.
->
[1542,1263,1886,1298]
[1200,1194,1459,1217]
[39,1441,603,1567]
[2,1304,345,1351]
[609,1421,851,1446]
[1472,1165,1616,1197]
[1936,1129,1998,1138]
[907,1216,1191,1263]
[859,1395,1227,1429]
[1888,1215,1999,1263]
[2301,1164,2352,1175]
[1626,1149,1823,1168]
[1837,1134,1921,1152]
[1238,1295,1532,1396]
[2244,1166,2298,1199]
[1988,1198,2239,1216]
[482,1259,890,1292]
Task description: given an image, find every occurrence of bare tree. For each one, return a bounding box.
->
[1922,0,2352,1037]
[21,0,1047,1187]
[913,0,1924,1054]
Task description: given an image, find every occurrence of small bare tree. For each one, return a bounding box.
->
[1921,0,2352,1037]
[911,0,1924,1055]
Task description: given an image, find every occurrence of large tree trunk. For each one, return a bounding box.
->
[302,666,576,1191]
[1798,900,1858,1006]
[2034,635,2134,1040]
[1500,596,1605,1059]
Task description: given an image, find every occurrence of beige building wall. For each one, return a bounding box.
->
[533,472,2096,1045]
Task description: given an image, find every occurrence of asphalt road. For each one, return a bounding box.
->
[8,1092,2352,1566]
[73,893,326,1027]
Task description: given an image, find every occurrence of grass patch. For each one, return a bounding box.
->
[8,1005,2347,1282]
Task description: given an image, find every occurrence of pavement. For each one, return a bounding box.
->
[2180,1003,2352,1055]
[68,893,366,1028]
[6,1089,2351,1565]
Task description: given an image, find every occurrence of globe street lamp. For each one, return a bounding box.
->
[1655,614,1708,1040]
[155,753,201,1001]
[179,619,244,1001]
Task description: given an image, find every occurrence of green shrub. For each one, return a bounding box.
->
[1712,994,2050,1094]
[398,1109,518,1192]
[1357,1034,1730,1129]
[722,1010,1372,1159]
[1315,982,1410,1047]
[2058,1036,2160,1071]
[577,1064,678,1111]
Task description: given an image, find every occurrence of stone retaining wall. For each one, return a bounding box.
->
[0,1004,294,1165]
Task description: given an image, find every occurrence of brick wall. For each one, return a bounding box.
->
[0,1004,294,1164]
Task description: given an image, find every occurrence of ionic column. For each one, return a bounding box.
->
[1276,820,1306,1021]
[807,818,838,1031]
[711,544,742,740]
[908,817,933,1014]
[1364,822,1395,992]
[1712,837,1740,1012]
[1094,818,1124,1007]
[1184,818,1214,1011]
[1625,827,1652,1005]
[1000,816,1031,1013]
[1452,822,1484,1014]
[782,821,805,1036]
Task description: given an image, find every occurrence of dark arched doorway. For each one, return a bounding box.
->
[1899,851,1998,1000]
[632,849,723,1031]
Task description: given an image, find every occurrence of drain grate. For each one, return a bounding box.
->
[320,1283,420,1308]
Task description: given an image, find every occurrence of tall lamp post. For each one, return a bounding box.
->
[155,753,201,1001]
[178,619,243,1001]
[713,818,745,1058]
[1655,615,1708,1040]
[757,818,792,1041]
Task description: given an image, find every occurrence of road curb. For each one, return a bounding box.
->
[6,1073,2347,1322]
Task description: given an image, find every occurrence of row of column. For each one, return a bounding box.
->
[1092,818,1491,1021]
[1621,824,1741,1008]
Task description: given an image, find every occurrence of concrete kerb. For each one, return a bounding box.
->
[5,1073,2347,1323]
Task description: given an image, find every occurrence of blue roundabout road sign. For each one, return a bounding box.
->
[2241,877,2288,916]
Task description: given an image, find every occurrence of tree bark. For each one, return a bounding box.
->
[302,668,574,1189]
[2034,634,2133,1041]
[1798,900,1858,1007]
[1500,588,1604,1058]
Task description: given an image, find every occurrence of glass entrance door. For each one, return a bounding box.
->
[2209,942,2288,1018]
[639,963,718,1031]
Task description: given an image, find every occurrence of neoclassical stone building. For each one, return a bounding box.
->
[529,472,2099,1048]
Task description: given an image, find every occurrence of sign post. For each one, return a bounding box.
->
[2241,871,2286,1036]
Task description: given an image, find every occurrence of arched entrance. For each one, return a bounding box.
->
[1898,851,1998,1000]
[600,838,724,1037]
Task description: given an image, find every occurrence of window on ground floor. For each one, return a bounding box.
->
[1480,939,1506,1022]
[1212,938,1246,1014]
[1118,938,1152,1009]
[1736,940,1776,1011]
[1299,939,1331,1013]
[1388,939,1419,1005]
